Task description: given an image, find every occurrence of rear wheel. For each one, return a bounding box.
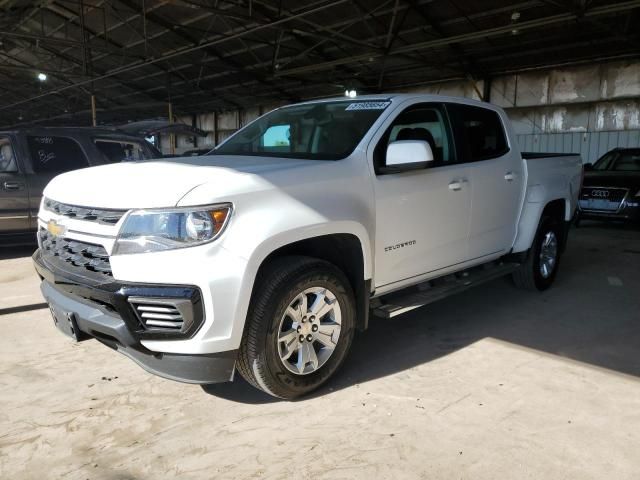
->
[512,216,562,291]
[237,256,355,399]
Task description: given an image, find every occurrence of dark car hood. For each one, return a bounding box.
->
[583,171,640,189]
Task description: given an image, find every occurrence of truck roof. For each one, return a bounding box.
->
[0,125,123,135]
[284,93,497,109]
[0,125,148,141]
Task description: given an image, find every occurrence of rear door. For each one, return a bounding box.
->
[447,103,525,260]
[24,134,90,229]
[0,135,29,234]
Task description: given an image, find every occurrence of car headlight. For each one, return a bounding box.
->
[635,189,640,197]
[112,204,232,255]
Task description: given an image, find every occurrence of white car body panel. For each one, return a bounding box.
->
[38,94,582,357]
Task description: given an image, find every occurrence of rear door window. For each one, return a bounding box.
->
[94,138,149,163]
[27,136,89,173]
[447,104,509,162]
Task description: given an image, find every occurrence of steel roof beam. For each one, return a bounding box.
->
[0,0,350,113]
[274,0,640,77]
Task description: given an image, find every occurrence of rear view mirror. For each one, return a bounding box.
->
[382,140,434,173]
[583,163,594,171]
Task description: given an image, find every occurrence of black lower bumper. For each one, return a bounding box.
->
[34,249,236,384]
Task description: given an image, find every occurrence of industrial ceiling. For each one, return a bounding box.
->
[0,0,639,127]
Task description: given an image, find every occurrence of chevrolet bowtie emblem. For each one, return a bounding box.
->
[47,219,67,237]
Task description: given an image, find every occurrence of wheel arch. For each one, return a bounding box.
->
[513,196,569,253]
[247,231,372,332]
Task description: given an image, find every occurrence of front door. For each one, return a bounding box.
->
[0,135,29,234]
[370,102,472,289]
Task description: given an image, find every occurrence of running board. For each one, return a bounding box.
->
[372,262,520,319]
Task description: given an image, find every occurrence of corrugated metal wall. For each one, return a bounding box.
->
[516,130,640,164]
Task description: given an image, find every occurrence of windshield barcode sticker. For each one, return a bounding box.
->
[345,102,391,111]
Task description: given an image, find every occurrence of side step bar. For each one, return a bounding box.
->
[372,261,520,318]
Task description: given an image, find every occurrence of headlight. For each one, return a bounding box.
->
[112,204,232,255]
[635,189,640,197]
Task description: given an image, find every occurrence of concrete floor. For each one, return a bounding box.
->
[1,223,639,479]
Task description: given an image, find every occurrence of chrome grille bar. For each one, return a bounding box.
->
[43,198,126,225]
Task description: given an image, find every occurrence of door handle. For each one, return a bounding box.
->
[504,172,515,182]
[448,181,462,191]
[3,181,25,191]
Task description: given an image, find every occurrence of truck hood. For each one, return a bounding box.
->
[43,155,324,209]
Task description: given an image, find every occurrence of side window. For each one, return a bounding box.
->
[94,138,148,163]
[0,136,18,173]
[613,151,640,172]
[27,136,89,173]
[374,103,454,172]
[447,104,509,162]
[262,125,291,148]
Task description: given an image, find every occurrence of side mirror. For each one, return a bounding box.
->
[583,163,594,171]
[382,140,434,173]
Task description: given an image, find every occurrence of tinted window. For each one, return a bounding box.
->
[0,136,18,173]
[27,136,88,173]
[94,138,148,163]
[614,152,640,171]
[374,103,454,172]
[213,100,390,160]
[448,104,508,162]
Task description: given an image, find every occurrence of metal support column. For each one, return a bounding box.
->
[91,94,96,126]
[168,101,175,155]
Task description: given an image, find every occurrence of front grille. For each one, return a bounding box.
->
[43,198,126,225]
[580,187,628,211]
[128,297,194,332]
[39,229,112,276]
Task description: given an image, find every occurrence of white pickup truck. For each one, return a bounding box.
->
[34,94,582,399]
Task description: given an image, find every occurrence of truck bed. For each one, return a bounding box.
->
[511,152,582,253]
[521,152,581,160]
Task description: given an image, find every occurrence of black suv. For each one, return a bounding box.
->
[0,127,161,244]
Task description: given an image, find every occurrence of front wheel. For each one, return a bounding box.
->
[237,256,355,399]
[512,216,562,291]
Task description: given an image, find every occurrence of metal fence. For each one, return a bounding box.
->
[516,130,640,164]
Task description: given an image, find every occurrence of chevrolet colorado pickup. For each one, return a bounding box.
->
[33,95,583,399]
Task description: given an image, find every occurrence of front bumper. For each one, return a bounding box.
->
[34,249,236,384]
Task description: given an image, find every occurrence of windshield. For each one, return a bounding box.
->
[213,100,390,160]
[593,150,640,172]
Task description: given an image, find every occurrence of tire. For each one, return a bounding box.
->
[512,216,562,291]
[237,256,356,399]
